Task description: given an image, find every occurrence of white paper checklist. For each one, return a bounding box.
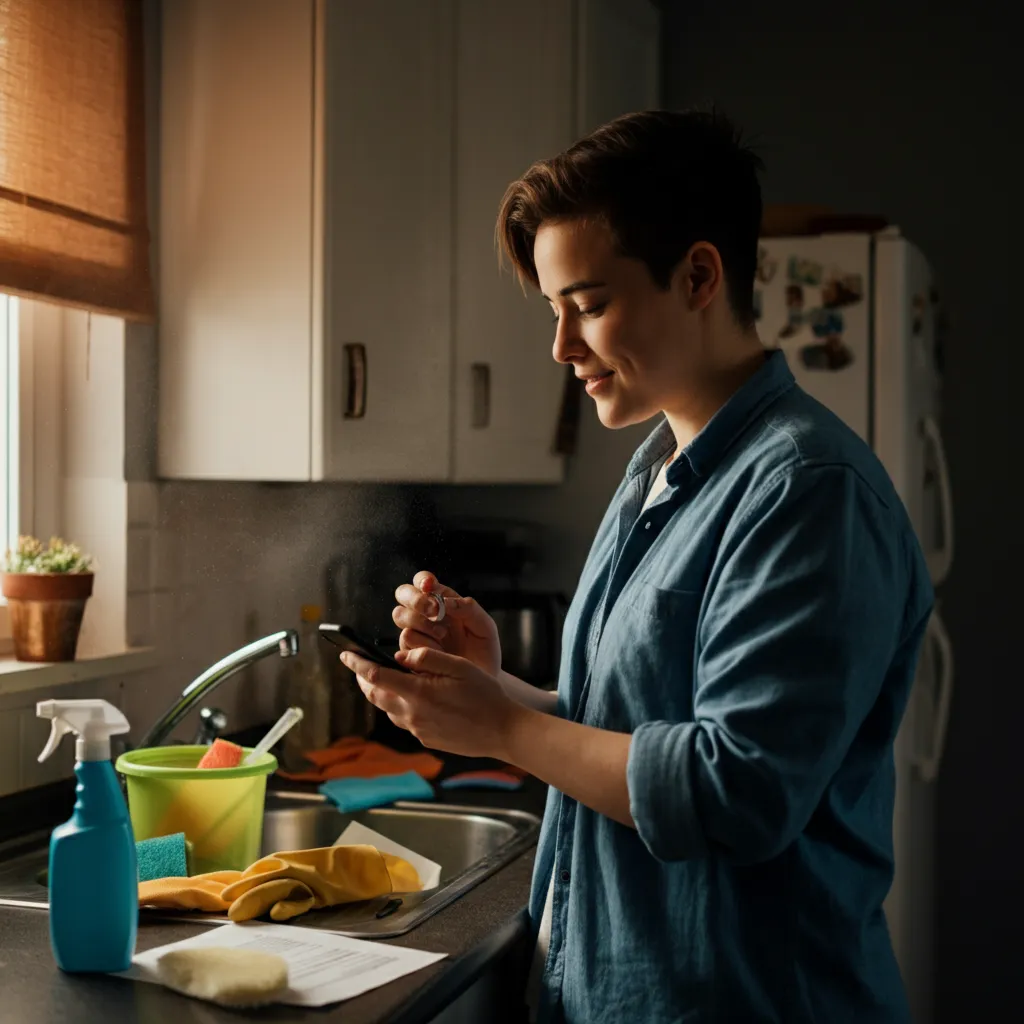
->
[334,820,443,890]
[121,921,447,1007]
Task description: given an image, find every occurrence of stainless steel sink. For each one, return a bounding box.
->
[0,791,539,938]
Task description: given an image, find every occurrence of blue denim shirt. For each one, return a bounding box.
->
[531,350,934,1024]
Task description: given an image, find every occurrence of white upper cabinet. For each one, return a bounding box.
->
[159,0,317,481]
[319,0,455,481]
[451,0,575,484]
[158,0,659,482]
[159,0,452,482]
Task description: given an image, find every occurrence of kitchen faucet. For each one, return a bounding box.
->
[137,630,300,749]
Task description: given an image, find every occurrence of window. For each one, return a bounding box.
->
[1,294,20,555]
[0,293,18,647]
[0,293,58,650]
[0,294,132,660]
[0,0,152,663]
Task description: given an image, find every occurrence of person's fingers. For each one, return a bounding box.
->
[392,603,446,640]
[412,570,436,592]
[399,627,443,653]
[445,595,494,636]
[396,646,474,678]
[413,572,464,620]
[355,674,408,717]
[341,652,419,698]
[412,571,462,600]
[395,583,449,620]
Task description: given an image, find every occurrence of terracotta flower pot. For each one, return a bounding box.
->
[1,573,94,662]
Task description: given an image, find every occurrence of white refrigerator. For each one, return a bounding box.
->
[757,228,954,1024]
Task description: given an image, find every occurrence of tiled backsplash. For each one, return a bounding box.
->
[127,479,415,741]
[0,676,129,797]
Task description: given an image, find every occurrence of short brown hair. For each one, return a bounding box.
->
[496,108,764,326]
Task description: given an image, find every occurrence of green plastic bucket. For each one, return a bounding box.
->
[115,745,277,874]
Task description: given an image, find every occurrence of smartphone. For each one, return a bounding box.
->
[318,623,412,674]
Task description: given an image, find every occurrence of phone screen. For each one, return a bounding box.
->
[318,623,412,674]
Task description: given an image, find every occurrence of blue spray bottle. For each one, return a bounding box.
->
[36,699,137,973]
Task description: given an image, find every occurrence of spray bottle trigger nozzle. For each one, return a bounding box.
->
[39,719,72,763]
[36,699,130,763]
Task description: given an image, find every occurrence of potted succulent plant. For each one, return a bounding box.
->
[1,536,96,662]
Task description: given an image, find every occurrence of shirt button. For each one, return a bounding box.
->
[644,520,651,530]
[560,869,570,883]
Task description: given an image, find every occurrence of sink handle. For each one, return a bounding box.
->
[193,707,227,745]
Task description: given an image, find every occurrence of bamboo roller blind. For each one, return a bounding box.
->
[0,0,154,320]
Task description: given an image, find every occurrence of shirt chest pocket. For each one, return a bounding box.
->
[582,583,704,730]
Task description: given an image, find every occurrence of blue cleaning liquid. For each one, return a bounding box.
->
[48,760,138,972]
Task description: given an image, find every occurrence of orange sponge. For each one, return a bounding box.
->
[196,739,244,769]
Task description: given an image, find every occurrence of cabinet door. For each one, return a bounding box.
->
[159,0,315,480]
[577,0,661,135]
[319,0,454,481]
[452,0,575,484]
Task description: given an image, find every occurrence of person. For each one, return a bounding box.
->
[338,109,933,1024]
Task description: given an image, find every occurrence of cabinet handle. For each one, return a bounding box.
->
[343,344,367,419]
[471,362,490,428]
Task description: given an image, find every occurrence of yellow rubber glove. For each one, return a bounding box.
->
[138,870,240,913]
[223,844,420,922]
[138,845,421,923]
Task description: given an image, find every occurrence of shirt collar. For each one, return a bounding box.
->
[626,349,795,481]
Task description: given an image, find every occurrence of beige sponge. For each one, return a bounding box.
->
[156,947,289,1007]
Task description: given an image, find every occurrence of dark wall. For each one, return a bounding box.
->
[660,2,1020,1017]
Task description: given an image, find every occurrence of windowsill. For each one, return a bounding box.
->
[0,647,158,696]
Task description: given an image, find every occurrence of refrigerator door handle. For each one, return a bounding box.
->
[914,607,954,783]
[921,415,954,586]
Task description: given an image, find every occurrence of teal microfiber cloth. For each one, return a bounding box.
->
[136,832,191,882]
[318,770,434,812]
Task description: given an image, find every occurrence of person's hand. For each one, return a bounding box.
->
[392,571,501,677]
[340,646,524,759]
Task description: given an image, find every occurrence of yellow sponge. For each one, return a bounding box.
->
[156,947,289,1007]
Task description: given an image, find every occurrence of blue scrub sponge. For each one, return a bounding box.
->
[136,832,191,882]
[318,771,434,813]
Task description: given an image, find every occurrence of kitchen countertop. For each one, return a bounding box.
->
[0,756,548,1024]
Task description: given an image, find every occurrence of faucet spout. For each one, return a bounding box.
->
[137,629,300,749]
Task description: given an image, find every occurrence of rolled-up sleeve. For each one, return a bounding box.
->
[627,463,925,864]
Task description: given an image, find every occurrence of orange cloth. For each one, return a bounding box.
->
[276,736,443,783]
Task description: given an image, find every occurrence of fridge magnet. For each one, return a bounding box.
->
[822,272,864,308]
[778,284,805,339]
[810,308,844,338]
[752,289,763,321]
[756,246,778,284]
[787,255,823,286]
[800,309,852,371]
[799,337,854,372]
